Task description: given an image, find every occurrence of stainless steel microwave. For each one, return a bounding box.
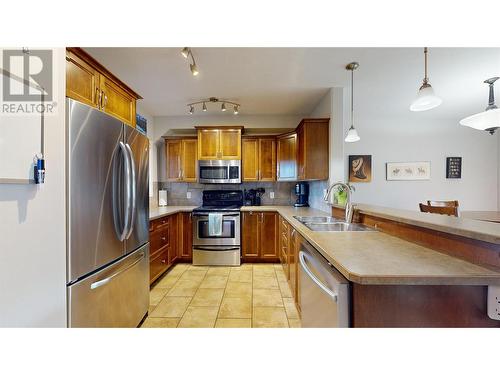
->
[198,160,241,184]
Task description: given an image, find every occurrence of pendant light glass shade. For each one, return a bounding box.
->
[459,77,500,135]
[459,108,500,134]
[410,48,441,112]
[410,85,442,111]
[345,62,360,143]
[345,125,360,142]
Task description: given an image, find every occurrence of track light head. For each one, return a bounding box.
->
[221,102,227,112]
[202,102,207,111]
[190,63,199,76]
[233,105,239,115]
[189,105,194,115]
[181,47,190,59]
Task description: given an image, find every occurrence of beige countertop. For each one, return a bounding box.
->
[338,204,500,245]
[241,206,500,286]
[461,211,500,224]
[149,206,198,220]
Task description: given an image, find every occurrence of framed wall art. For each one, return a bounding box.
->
[348,155,372,182]
[386,161,430,181]
[446,157,462,179]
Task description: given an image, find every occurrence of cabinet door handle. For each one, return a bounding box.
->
[95,88,100,107]
[98,89,102,109]
[103,93,108,109]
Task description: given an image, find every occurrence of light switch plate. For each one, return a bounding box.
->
[270,191,275,199]
[186,191,192,199]
[487,285,500,320]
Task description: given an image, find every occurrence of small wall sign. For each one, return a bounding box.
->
[446,157,462,179]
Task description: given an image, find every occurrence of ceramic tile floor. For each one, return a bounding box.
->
[141,263,301,328]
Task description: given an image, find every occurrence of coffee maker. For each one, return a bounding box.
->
[294,182,309,207]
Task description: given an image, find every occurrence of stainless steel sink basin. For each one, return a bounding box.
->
[293,216,375,232]
[293,216,340,224]
[304,222,375,232]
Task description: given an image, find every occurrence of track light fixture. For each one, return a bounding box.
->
[186,97,241,115]
[181,47,199,76]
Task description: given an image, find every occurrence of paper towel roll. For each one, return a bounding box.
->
[158,190,167,206]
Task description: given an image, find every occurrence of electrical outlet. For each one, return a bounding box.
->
[186,191,192,199]
[270,191,275,199]
[487,285,500,320]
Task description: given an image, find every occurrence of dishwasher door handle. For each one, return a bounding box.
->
[299,251,338,302]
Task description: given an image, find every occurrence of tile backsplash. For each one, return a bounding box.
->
[152,181,296,207]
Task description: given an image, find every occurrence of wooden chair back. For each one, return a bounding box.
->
[419,203,459,217]
[427,200,459,208]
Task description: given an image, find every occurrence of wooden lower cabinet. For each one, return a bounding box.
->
[178,212,193,261]
[242,211,278,262]
[148,212,193,285]
[278,214,302,314]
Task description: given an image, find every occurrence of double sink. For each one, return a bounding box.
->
[293,216,375,232]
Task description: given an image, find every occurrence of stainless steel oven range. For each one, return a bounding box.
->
[192,190,243,266]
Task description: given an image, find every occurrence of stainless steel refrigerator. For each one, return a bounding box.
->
[66,99,149,328]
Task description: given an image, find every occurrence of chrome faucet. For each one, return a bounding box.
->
[323,182,356,223]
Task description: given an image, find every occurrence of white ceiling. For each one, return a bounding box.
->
[85,47,500,120]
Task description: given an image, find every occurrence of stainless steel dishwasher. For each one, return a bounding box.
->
[299,239,350,327]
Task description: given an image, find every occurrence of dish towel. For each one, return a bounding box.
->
[208,213,223,236]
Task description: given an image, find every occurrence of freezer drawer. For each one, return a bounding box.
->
[299,241,349,328]
[68,244,149,328]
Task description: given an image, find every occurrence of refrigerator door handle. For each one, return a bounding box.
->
[90,251,145,290]
[118,141,131,241]
[125,142,136,239]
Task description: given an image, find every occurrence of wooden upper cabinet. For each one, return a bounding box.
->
[242,138,259,181]
[66,51,99,108]
[165,138,197,182]
[99,75,136,126]
[66,48,141,127]
[277,133,297,181]
[165,139,182,181]
[242,137,276,181]
[197,127,242,160]
[219,129,241,159]
[197,129,220,159]
[181,139,198,182]
[259,138,276,181]
[297,119,329,181]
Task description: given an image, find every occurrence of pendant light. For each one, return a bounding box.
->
[459,77,500,135]
[410,47,442,111]
[345,62,360,143]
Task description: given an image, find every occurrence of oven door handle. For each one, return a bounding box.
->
[192,213,240,217]
[193,246,240,251]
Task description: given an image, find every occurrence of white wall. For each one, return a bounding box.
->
[0,48,66,327]
[345,115,499,211]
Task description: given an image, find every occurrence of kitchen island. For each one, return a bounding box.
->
[150,205,500,327]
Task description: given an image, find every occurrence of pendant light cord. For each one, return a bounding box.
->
[423,47,428,84]
[351,68,354,127]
